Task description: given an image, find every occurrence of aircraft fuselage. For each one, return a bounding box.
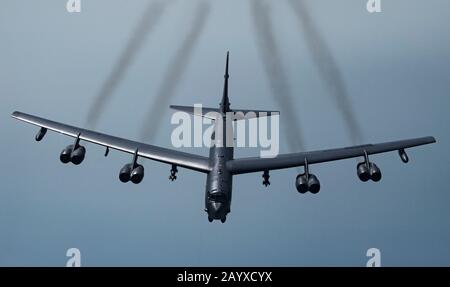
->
[204,114,234,223]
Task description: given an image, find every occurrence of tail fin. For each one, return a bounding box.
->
[170,52,280,121]
[220,51,231,113]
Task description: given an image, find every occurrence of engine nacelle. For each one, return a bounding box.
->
[296,173,320,193]
[130,164,144,184]
[119,163,133,183]
[60,145,73,164]
[369,163,382,182]
[70,146,86,165]
[119,149,145,184]
[308,174,320,194]
[357,162,370,182]
[295,174,308,193]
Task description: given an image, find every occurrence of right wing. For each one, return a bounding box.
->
[11,111,211,173]
[227,137,436,174]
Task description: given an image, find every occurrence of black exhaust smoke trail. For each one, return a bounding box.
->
[140,1,210,141]
[251,0,306,152]
[86,0,169,128]
[288,0,363,144]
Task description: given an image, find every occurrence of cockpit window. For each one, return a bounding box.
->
[209,192,227,203]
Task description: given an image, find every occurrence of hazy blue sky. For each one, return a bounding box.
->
[1,0,449,266]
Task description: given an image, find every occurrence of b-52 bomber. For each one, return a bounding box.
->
[11,52,436,223]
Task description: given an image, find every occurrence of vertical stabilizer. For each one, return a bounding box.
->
[220,52,230,113]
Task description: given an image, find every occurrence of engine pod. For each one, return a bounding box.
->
[119,163,133,183]
[295,174,308,193]
[130,164,144,184]
[357,162,370,182]
[60,145,73,164]
[70,146,86,165]
[308,174,320,194]
[369,163,382,182]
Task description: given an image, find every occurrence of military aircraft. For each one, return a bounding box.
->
[11,52,436,223]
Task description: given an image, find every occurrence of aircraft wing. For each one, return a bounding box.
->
[227,137,436,174]
[11,111,211,173]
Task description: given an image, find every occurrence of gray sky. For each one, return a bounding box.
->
[0,0,449,266]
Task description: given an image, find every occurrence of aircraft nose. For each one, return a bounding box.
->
[210,201,222,212]
[209,201,225,219]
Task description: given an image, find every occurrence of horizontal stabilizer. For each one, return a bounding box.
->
[170,105,220,120]
[170,105,279,121]
[230,109,280,120]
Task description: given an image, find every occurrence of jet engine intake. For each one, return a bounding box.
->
[130,164,144,184]
[296,174,308,193]
[119,163,133,183]
[357,162,370,182]
[70,145,86,165]
[308,174,320,194]
[60,145,73,164]
[369,163,382,182]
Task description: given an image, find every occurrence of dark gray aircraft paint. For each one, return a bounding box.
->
[11,53,436,223]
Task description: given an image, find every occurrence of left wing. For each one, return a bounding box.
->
[227,137,436,175]
[11,111,211,173]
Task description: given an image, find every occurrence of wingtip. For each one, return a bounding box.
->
[421,136,437,144]
[11,111,20,118]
